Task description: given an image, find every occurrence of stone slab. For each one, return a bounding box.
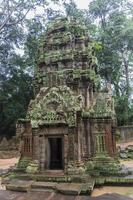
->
[31,181,57,190]
[56,183,82,195]
[6,180,34,192]
[81,182,95,195]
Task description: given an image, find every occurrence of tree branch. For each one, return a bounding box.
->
[0,0,29,33]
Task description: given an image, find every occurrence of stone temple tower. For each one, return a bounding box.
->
[16,17,117,175]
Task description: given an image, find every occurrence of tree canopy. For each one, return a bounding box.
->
[0,0,133,138]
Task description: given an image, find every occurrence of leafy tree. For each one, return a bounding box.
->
[0,0,48,34]
[0,0,60,138]
[89,0,133,125]
[63,0,96,34]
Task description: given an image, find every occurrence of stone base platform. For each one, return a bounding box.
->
[3,171,133,195]
[5,180,94,195]
[95,176,133,186]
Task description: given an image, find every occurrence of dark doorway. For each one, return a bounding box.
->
[49,138,63,170]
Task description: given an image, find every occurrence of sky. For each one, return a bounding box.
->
[75,0,90,9]
[27,0,91,19]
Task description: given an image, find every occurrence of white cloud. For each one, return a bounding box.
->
[75,0,91,9]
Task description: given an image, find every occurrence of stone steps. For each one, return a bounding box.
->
[13,173,70,182]
[5,180,94,195]
[31,182,57,190]
[5,176,133,195]
[30,188,55,192]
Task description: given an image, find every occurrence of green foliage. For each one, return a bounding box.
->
[26,160,39,174]
[89,0,133,125]
[86,154,121,176]
[0,0,61,138]
[17,156,32,171]
[0,19,33,137]
[9,172,17,179]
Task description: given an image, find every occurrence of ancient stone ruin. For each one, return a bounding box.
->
[16,17,118,176]
[0,137,19,158]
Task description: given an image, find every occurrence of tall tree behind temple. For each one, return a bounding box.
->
[88,0,133,125]
[0,0,61,138]
[61,0,133,125]
[0,17,34,137]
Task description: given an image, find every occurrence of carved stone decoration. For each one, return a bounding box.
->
[26,86,82,128]
[92,93,116,118]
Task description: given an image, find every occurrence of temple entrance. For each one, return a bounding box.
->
[48,137,63,170]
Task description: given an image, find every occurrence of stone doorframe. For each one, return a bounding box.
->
[39,126,69,173]
[45,135,64,170]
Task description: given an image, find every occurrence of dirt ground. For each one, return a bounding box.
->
[92,186,133,198]
[117,141,133,167]
[120,160,133,168]
[117,141,133,149]
[0,191,132,200]
[0,157,19,169]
